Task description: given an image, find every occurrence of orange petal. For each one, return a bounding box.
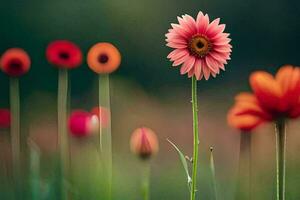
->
[227,106,264,131]
[234,92,257,103]
[276,65,300,109]
[250,71,282,112]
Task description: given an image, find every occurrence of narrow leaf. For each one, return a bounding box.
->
[167,139,192,188]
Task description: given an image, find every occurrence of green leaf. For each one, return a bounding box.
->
[167,139,192,189]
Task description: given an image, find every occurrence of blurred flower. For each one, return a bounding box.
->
[0,48,31,77]
[165,11,232,80]
[0,108,11,128]
[228,65,300,131]
[46,40,82,69]
[87,42,121,74]
[90,106,110,128]
[227,93,271,131]
[130,127,159,160]
[250,65,300,118]
[68,110,99,137]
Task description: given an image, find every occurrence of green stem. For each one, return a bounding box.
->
[98,74,112,200]
[10,77,21,198]
[275,120,286,200]
[58,69,69,200]
[190,76,199,200]
[28,139,41,200]
[142,163,150,200]
[236,132,251,200]
[210,147,217,200]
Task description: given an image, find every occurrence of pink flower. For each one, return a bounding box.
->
[68,110,99,138]
[165,11,232,80]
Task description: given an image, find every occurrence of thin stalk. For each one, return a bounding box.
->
[210,147,217,200]
[142,163,150,200]
[275,120,286,200]
[28,139,41,200]
[98,74,112,200]
[9,77,21,197]
[236,132,251,200]
[58,69,69,200]
[190,76,199,200]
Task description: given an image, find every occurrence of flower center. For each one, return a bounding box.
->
[188,35,212,58]
[98,54,109,64]
[59,52,70,60]
[8,59,22,71]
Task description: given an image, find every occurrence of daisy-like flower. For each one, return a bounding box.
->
[0,48,31,77]
[46,40,82,69]
[130,127,159,160]
[68,110,99,138]
[0,108,11,128]
[228,65,300,131]
[166,11,232,80]
[87,42,121,74]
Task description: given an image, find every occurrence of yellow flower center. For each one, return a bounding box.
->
[188,35,212,58]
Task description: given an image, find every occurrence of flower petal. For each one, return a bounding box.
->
[250,71,282,112]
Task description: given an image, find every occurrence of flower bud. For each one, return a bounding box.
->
[68,110,99,137]
[130,127,159,160]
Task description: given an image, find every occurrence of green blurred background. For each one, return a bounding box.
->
[1,0,300,199]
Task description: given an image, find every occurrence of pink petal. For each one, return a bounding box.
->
[172,54,190,66]
[194,59,202,80]
[206,18,221,38]
[182,14,197,33]
[180,56,196,74]
[205,55,220,74]
[197,13,210,34]
[166,42,188,49]
[202,62,211,80]
[168,49,189,61]
[188,68,195,78]
[214,45,232,53]
[213,37,231,46]
[171,23,190,39]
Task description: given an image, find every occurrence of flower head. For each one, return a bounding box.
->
[0,48,31,77]
[228,65,300,131]
[90,106,110,128]
[68,110,99,137]
[166,11,232,80]
[46,40,82,69]
[0,109,11,128]
[87,42,121,74]
[130,127,159,160]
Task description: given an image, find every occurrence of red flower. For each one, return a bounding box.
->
[0,109,11,128]
[90,106,110,128]
[228,65,300,131]
[68,110,99,137]
[0,48,31,77]
[130,127,159,160]
[46,40,83,69]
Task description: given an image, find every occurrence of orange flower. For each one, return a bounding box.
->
[87,43,121,74]
[227,93,270,131]
[0,48,31,77]
[228,65,300,131]
[130,127,159,160]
